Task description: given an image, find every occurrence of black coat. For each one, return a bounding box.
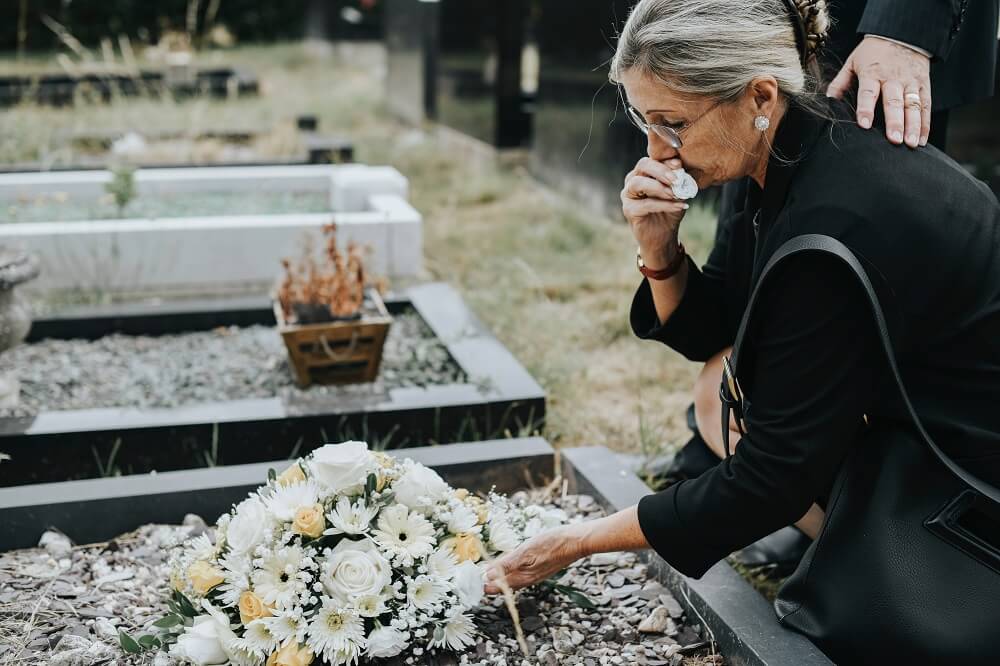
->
[825,0,999,110]
[631,102,1000,578]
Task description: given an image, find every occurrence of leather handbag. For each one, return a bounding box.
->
[720,234,1000,665]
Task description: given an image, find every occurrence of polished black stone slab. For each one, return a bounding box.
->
[0,283,545,486]
[384,0,439,125]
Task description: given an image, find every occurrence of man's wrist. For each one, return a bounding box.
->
[864,34,932,58]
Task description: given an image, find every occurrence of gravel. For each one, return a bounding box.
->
[0,494,723,666]
[0,308,467,418]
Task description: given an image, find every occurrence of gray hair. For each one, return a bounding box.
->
[610,0,831,111]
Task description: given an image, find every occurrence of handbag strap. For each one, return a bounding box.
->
[722,233,1000,505]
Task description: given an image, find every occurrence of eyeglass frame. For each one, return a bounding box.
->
[622,93,728,150]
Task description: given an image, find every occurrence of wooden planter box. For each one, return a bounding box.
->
[274,288,393,387]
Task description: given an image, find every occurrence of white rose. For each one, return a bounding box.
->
[171,603,238,665]
[309,441,377,493]
[321,537,392,604]
[392,463,450,510]
[226,497,270,554]
[487,519,521,553]
[453,560,485,608]
[365,625,409,658]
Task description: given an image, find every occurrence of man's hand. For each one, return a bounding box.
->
[826,35,932,148]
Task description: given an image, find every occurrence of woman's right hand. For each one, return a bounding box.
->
[621,157,689,267]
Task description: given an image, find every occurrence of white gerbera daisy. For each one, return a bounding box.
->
[306,600,365,665]
[252,545,307,609]
[372,505,436,562]
[324,496,379,536]
[265,480,321,522]
[431,613,477,651]
[406,574,449,611]
[426,547,459,579]
[230,618,280,658]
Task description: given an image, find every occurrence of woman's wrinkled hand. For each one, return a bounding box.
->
[483,526,585,594]
[622,156,689,267]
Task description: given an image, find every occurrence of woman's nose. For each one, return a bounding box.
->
[647,131,680,161]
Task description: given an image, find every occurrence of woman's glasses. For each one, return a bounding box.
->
[623,97,726,150]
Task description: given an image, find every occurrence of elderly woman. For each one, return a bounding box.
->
[485,0,1000,662]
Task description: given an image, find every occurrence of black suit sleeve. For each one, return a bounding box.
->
[859,0,964,61]
[635,253,882,577]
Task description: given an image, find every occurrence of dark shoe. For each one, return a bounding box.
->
[733,526,813,576]
[648,405,720,489]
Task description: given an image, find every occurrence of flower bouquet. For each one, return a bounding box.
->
[123,441,569,665]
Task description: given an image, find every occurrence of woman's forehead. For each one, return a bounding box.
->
[620,69,692,113]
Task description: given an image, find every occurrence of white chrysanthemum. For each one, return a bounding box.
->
[487,518,521,552]
[431,613,477,651]
[187,534,217,561]
[227,496,272,555]
[372,505,436,562]
[216,552,252,607]
[407,574,449,611]
[354,592,388,618]
[265,480,321,522]
[261,612,306,647]
[230,618,280,659]
[446,503,480,535]
[252,546,307,609]
[426,547,459,579]
[306,601,365,665]
[324,496,379,536]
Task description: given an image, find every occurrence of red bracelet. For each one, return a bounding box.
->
[637,243,686,280]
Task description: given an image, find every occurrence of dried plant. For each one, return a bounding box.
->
[277,223,370,322]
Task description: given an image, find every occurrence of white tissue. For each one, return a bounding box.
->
[671,168,699,200]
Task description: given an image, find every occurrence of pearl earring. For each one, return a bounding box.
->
[754,115,771,131]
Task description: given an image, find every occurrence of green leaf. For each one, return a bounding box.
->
[172,590,198,617]
[119,631,142,654]
[153,614,183,628]
[268,467,277,482]
[137,634,162,649]
[365,472,377,498]
[558,587,597,610]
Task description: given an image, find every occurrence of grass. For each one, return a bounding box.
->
[0,41,717,461]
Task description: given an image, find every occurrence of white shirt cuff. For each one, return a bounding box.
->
[864,34,933,58]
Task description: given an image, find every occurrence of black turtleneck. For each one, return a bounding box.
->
[630,102,1000,578]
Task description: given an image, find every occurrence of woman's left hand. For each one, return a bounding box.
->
[483,526,584,594]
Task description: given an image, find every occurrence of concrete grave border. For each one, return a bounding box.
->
[0,164,421,287]
[0,283,545,486]
[0,438,832,665]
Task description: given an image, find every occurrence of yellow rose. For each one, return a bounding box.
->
[187,560,225,595]
[454,488,470,501]
[446,532,484,563]
[277,462,306,486]
[266,641,314,666]
[238,590,273,625]
[292,503,325,538]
